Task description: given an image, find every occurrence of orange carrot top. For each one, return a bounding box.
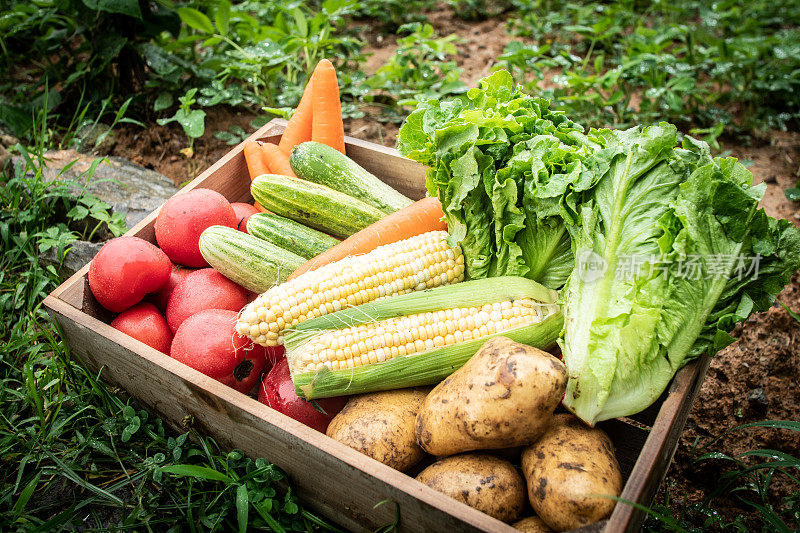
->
[279,76,315,156]
[311,59,345,154]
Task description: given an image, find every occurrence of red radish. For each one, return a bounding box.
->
[155,189,237,267]
[258,358,346,432]
[88,236,171,313]
[231,203,260,232]
[165,268,249,332]
[111,302,173,353]
[149,264,194,313]
[171,309,266,394]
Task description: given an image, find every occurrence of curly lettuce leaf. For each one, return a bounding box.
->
[397,70,583,288]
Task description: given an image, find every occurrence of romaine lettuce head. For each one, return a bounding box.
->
[550,125,800,425]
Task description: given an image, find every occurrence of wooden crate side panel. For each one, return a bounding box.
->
[605,356,711,532]
[45,296,515,533]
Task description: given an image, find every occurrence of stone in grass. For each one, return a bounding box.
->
[75,123,117,155]
[40,240,105,279]
[12,149,177,229]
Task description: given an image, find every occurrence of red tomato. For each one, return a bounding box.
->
[110,302,173,353]
[258,358,346,433]
[88,236,171,313]
[155,189,237,267]
[166,268,249,332]
[171,309,266,394]
[148,264,195,313]
[231,203,260,232]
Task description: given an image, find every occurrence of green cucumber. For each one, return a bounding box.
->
[250,174,386,239]
[290,141,413,214]
[199,225,305,293]
[246,212,339,260]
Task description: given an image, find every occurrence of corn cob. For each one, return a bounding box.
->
[235,230,465,347]
[285,276,563,399]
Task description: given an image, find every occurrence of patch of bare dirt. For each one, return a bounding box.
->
[111,106,258,186]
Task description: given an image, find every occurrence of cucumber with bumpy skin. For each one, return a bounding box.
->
[290,141,413,214]
[199,225,305,293]
[250,174,386,239]
[246,212,339,260]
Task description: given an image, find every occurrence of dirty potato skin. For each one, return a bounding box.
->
[326,388,428,472]
[512,516,553,532]
[415,336,567,456]
[416,454,526,522]
[520,414,623,531]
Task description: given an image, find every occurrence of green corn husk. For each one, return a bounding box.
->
[285,276,563,399]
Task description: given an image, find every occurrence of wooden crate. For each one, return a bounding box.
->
[44,119,711,532]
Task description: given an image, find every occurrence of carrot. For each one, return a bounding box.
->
[243,141,270,180]
[311,59,345,154]
[260,142,296,178]
[278,76,315,155]
[288,196,447,280]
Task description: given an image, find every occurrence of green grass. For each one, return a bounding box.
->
[643,421,800,532]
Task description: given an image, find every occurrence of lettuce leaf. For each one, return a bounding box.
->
[397,70,584,288]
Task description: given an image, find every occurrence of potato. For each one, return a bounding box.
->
[520,414,623,531]
[326,388,428,471]
[415,336,566,456]
[416,454,525,522]
[512,516,553,532]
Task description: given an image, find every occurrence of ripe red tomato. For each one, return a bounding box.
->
[148,264,195,313]
[231,203,260,232]
[110,302,173,353]
[155,189,237,267]
[170,309,266,394]
[165,268,249,332]
[258,358,347,433]
[88,236,171,313]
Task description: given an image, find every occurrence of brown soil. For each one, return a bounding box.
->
[107,6,800,527]
[111,106,258,186]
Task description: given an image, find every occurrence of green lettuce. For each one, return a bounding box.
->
[397,70,587,289]
[530,124,800,425]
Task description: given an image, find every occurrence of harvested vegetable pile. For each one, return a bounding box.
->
[398,70,800,425]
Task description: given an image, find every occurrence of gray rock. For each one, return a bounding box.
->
[41,240,104,278]
[75,123,117,155]
[12,149,177,229]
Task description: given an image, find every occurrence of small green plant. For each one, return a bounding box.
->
[157,88,206,159]
[366,23,467,112]
[166,0,364,110]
